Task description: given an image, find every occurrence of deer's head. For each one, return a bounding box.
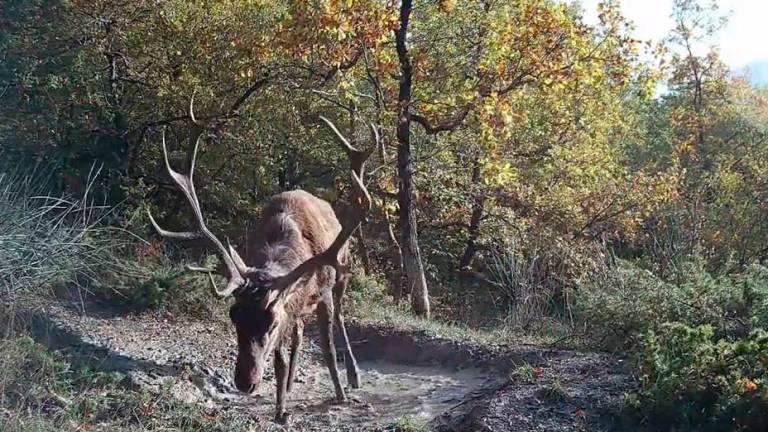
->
[228,274,285,394]
[147,96,372,395]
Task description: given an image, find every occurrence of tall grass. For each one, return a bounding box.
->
[0,164,258,431]
[0,163,130,296]
[484,242,592,335]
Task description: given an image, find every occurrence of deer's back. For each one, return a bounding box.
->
[264,190,341,254]
[247,190,345,290]
[252,190,343,315]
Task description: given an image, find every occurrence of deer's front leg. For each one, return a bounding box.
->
[273,344,290,424]
[287,321,304,393]
[318,301,346,402]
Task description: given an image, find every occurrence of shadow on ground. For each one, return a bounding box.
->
[23,299,636,431]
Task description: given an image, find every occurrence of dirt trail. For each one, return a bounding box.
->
[29,299,636,431]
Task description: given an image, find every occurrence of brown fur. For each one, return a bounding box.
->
[230,190,358,423]
[147,106,371,424]
[247,191,347,322]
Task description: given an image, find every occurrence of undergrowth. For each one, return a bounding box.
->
[8,160,768,431]
[382,416,429,432]
[109,253,231,321]
[578,257,768,431]
[0,165,243,430]
[0,335,257,432]
[0,164,129,295]
[349,273,555,346]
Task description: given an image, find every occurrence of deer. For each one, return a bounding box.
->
[147,97,374,423]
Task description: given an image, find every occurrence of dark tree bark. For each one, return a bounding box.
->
[459,156,486,270]
[395,0,430,318]
[279,143,298,190]
[354,225,372,274]
[375,126,407,300]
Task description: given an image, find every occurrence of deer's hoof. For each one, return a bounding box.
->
[331,394,347,405]
[274,411,291,424]
[348,372,361,389]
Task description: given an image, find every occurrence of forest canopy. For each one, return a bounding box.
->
[3,0,765,310]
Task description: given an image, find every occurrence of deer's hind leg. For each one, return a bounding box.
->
[333,273,361,388]
[317,300,346,402]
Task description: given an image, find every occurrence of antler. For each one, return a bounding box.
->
[318,115,375,254]
[271,117,375,297]
[318,116,375,177]
[147,95,249,297]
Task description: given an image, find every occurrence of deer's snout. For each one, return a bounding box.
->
[234,351,262,394]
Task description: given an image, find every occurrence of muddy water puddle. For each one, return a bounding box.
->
[356,361,491,420]
[310,361,493,424]
[206,359,496,426]
[39,304,500,427]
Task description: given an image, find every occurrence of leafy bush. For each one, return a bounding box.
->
[578,259,768,430]
[347,271,391,315]
[0,336,74,408]
[384,416,428,432]
[577,259,768,351]
[112,251,233,319]
[635,323,768,431]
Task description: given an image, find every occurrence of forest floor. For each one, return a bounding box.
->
[22,296,637,431]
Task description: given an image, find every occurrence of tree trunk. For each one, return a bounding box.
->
[459,157,486,270]
[279,143,298,190]
[354,226,372,274]
[385,210,407,301]
[378,142,407,300]
[395,0,430,318]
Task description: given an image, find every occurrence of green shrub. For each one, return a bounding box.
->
[578,259,768,430]
[105,249,233,319]
[577,259,768,351]
[636,323,768,431]
[348,271,390,314]
[133,268,181,310]
[0,336,72,407]
[384,416,428,432]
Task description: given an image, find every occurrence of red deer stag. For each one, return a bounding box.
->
[147,98,374,423]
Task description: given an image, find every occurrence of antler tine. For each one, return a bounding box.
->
[146,210,202,240]
[146,129,204,240]
[177,157,246,297]
[319,115,359,154]
[321,169,371,260]
[189,92,198,124]
[320,115,375,179]
[187,93,204,179]
[228,239,251,275]
[368,122,380,150]
[318,114,373,219]
[147,98,247,297]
